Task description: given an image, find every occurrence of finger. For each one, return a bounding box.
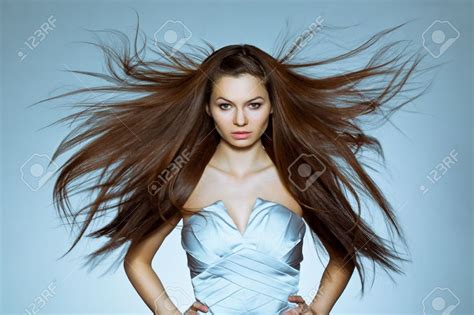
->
[288,295,306,304]
[288,295,310,314]
[192,301,209,313]
[185,301,209,314]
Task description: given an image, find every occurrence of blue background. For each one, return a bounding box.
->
[1,0,472,314]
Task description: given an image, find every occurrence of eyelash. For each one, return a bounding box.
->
[218,103,262,110]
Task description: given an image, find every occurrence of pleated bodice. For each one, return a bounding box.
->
[181,197,306,314]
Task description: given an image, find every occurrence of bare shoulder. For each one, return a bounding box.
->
[182,163,303,217]
[263,166,304,217]
[181,164,222,212]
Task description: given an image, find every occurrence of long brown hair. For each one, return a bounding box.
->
[35,18,435,295]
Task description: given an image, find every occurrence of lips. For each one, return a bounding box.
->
[231,131,252,140]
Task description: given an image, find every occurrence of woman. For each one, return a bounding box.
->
[38,19,432,315]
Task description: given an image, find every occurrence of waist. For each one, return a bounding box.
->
[190,248,301,310]
[195,297,299,314]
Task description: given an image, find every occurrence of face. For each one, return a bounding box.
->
[206,73,273,147]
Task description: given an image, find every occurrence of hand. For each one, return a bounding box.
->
[282,295,315,315]
[183,301,209,314]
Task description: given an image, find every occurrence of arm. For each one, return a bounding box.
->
[124,212,182,315]
[309,238,355,315]
[308,258,354,314]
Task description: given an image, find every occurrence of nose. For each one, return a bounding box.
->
[233,108,248,126]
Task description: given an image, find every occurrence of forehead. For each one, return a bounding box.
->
[211,73,268,101]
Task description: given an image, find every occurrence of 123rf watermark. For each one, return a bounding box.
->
[24,280,57,315]
[17,15,57,62]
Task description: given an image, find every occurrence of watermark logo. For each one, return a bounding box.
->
[154,20,192,58]
[288,153,326,192]
[154,285,194,314]
[422,287,460,314]
[20,153,59,191]
[422,20,460,58]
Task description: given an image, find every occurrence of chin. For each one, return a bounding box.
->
[225,137,253,147]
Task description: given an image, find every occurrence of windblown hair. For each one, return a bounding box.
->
[36,19,434,295]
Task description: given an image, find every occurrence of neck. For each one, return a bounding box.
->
[209,140,272,178]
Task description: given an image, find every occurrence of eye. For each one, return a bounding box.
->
[249,102,262,109]
[218,103,232,110]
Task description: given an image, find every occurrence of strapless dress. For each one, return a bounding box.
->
[180,197,306,314]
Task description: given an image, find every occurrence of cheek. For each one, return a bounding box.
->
[214,115,232,129]
[254,115,270,130]
[212,113,231,131]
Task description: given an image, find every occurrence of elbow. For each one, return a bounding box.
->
[123,255,150,275]
[123,257,135,275]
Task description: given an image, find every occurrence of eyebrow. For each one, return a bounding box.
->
[215,96,264,103]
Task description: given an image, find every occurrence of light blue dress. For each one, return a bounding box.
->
[181,197,306,314]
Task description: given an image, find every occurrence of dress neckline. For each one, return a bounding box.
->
[199,197,303,237]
